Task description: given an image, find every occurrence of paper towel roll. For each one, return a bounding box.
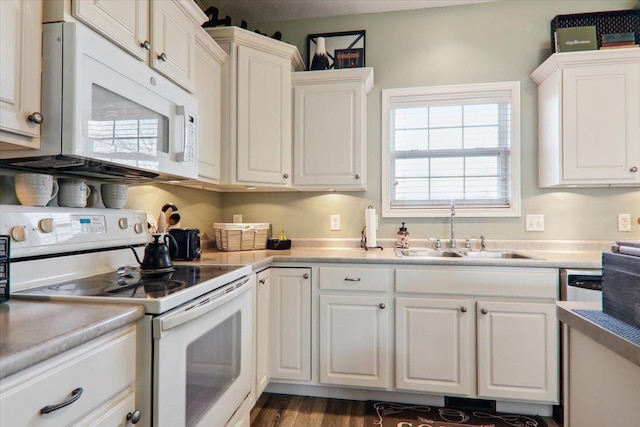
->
[365,206,378,247]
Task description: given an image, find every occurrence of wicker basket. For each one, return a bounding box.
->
[213,223,270,251]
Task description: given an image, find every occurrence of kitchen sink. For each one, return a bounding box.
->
[463,251,533,259]
[395,249,464,258]
[395,249,537,259]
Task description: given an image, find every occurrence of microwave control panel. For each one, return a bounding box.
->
[185,114,196,163]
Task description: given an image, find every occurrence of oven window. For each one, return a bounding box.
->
[185,311,241,427]
[87,84,169,158]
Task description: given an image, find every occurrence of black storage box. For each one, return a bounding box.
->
[550,9,640,52]
[602,252,640,328]
[267,239,291,250]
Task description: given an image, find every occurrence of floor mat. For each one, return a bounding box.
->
[365,401,547,427]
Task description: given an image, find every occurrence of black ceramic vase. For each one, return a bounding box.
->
[310,37,330,70]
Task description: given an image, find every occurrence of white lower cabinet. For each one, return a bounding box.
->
[395,297,473,395]
[319,294,390,388]
[476,300,558,402]
[269,267,312,381]
[0,326,138,426]
[254,269,272,399]
[395,266,559,404]
[318,266,393,389]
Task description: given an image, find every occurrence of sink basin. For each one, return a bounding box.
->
[395,249,464,258]
[463,251,533,259]
[395,249,537,260]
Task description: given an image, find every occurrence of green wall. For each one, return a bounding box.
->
[219,0,640,241]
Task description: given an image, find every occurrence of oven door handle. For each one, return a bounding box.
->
[158,278,252,332]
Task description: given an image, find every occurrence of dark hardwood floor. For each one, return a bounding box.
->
[250,393,563,427]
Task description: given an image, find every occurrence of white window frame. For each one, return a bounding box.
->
[381,81,521,218]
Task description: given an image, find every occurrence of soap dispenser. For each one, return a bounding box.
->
[396,222,410,249]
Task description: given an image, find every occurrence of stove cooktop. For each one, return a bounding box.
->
[16,265,244,299]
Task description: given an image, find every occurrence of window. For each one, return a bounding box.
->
[381,81,521,218]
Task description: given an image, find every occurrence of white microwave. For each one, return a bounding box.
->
[0,22,198,182]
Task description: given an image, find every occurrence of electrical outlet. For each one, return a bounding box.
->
[525,214,544,232]
[330,214,341,231]
[618,214,631,232]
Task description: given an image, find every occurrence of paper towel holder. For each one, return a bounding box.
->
[361,205,383,251]
[360,226,383,251]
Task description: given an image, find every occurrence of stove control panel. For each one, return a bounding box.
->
[0,206,149,259]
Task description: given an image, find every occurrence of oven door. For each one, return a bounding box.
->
[153,276,254,427]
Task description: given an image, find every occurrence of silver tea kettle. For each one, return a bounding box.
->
[130,233,179,275]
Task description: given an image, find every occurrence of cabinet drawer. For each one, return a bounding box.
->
[0,327,136,426]
[320,266,392,292]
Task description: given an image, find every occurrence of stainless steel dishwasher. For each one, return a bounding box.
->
[560,269,602,303]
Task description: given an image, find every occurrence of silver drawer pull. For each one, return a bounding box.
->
[344,277,361,282]
[41,387,83,414]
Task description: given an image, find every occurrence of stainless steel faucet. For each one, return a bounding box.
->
[449,199,456,248]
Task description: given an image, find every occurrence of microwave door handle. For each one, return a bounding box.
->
[175,105,186,162]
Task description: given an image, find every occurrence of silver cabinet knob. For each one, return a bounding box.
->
[379,303,386,309]
[480,308,488,315]
[158,52,168,62]
[283,173,289,179]
[127,410,142,424]
[630,166,638,173]
[140,40,151,50]
[302,273,309,279]
[460,306,468,313]
[27,112,43,124]
[355,174,360,179]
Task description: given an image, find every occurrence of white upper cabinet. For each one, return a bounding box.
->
[292,68,374,191]
[531,50,640,187]
[0,0,43,149]
[48,0,205,92]
[194,28,227,184]
[205,27,305,188]
[71,0,149,61]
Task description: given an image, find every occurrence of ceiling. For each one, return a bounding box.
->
[197,0,499,25]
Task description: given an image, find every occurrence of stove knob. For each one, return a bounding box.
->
[118,218,129,229]
[39,218,55,233]
[10,225,27,242]
[134,223,144,234]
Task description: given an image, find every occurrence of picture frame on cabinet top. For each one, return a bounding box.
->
[307,30,365,70]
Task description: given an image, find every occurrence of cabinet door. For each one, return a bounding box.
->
[73,0,149,61]
[195,29,223,183]
[293,82,365,190]
[270,268,311,381]
[255,269,271,398]
[320,294,390,388]
[477,300,558,403]
[236,45,292,186]
[395,297,473,395]
[0,0,42,149]
[563,63,640,182]
[150,0,198,92]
